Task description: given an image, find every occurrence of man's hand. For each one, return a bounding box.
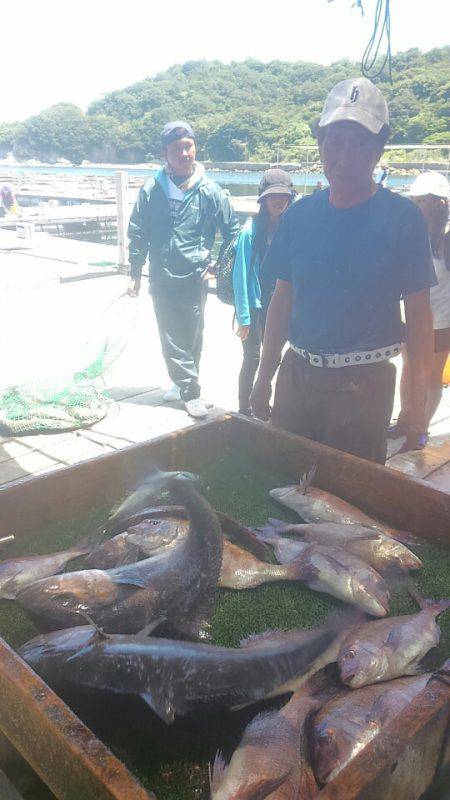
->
[250,376,272,421]
[237,325,250,341]
[127,278,141,297]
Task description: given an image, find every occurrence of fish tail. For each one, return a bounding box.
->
[407,583,450,616]
[210,751,227,794]
[252,525,282,545]
[429,599,450,616]
[267,518,302,534]
[299,464,318,495]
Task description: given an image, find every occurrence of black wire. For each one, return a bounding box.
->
[361,0,392,82]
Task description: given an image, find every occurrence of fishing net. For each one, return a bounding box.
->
[0,295,137,436]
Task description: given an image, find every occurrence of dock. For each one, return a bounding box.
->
[0,192,449,493]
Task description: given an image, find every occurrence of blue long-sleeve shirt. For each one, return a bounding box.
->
[232,219,262,326]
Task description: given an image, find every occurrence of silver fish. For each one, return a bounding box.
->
[255,529,390,617]
[18,472,223,638]
[338,598,450,688]
[270,466,421,551]
[19,617,347,726]
[311,673,430,783]
[85,517,189,569]
[0,541,91,600]
[260,519,421,573]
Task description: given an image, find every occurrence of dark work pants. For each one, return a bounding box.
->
[152,280,207,402]
[238,307,264,414]
[271,349,396,464]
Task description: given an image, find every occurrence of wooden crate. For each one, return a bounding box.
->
[0,413,449,800]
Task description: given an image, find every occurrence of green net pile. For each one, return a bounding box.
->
[0,296,137,436]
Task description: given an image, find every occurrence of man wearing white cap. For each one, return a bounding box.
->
[390,172,450,446]
[251,77,435,463]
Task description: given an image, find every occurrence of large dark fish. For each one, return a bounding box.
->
[209,669,340,800]
[338,598,450,688]
[17,472,223,638]
[260,519,422,573]
[0,541,91,600]
[270,466,420,547]
[19,617,347,726]
[254,528,390,617]
[311,673,430,783]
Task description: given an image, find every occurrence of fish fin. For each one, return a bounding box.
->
[140,691,176,725]
[298,464,318,495]
[234,772,293,800]
[285,553,319,582]
[405,662,428,676]
[210,751,227,793]
[291,553,321,583]
[366,694,391,727]
[239,629,290,649]
[111,573,148,589]
[136,617,166,637]
[385,627,404,651]
[387,529,423,547]
[0,578,21,600]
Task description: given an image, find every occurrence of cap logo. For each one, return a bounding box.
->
[350,86,359,103]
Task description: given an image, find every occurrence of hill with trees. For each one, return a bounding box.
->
[1,47,449,164]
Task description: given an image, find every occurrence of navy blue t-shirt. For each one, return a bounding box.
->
[262,187,435,354]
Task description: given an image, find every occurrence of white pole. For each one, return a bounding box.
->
[116,170,128,271]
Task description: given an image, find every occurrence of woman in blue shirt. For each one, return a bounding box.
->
[233,169,295,415]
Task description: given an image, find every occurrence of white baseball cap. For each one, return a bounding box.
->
[409,171,450,199]
[318,77,389,134]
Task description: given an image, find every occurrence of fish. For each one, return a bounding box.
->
[337,597,450,688]
[91,526,324,592]
[259,519,422,573]
[220,541,319,590]
[270,466,421,548]
[89,519,386,597]
[0,541,91,600]
[17,471,223,638]
[210,668,340,800]
[311,673,430,783]
[102,501,270,561]
[85,517,189,569]
[254,528,390,617]
[19,615,349,726]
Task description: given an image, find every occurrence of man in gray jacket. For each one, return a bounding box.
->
[128,121,239,418]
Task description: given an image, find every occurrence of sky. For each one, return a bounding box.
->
[2,0,449,123]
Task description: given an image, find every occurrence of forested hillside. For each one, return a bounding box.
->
[1,47,449,164]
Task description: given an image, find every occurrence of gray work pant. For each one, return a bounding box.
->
[152,280,207,402]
